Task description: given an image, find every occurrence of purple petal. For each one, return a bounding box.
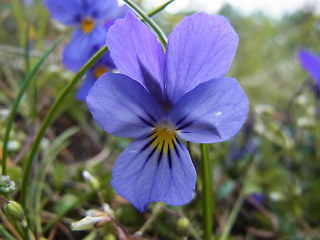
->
[63,26,106,72]
[103,5,129,31]
[111,132,196,212]
[298,50,320,85]
[106,12,166,106]
[86,73,165,138]
[166,12,239,104]
[43,0,83,25]
[168,77,249,143]
[76,71,95,101]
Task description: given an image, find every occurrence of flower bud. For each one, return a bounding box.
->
[0,176,15,194]
[3,201,27,227]
[82,170,100,190]
[177,217,189,235]
[71,212,110,231]
[104,234,116,240]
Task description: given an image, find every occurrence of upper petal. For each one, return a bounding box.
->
[86,73,165,138]
[166,12,239,104]
[298,50,320,85]
[168,77,249,143]
[63,26,106,72]
[43,0,82,25]
[85,0,119,21]
[111,132,196,212]
[106,12,166,106]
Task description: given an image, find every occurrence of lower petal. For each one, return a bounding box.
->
[63,26,106,72]
[111,133,196,213]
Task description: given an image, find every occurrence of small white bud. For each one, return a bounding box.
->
[71,212,110,231]
[82,170,100,190]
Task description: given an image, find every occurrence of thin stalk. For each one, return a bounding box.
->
[25,25,30,73]
[0,225,16,240]
[201,143,213,240]
[123,0,168,48]
[147,0,175,17]
[1,37,64,176]
[219,190,246,240]
[20,45,108,209]
[35,6,50,50]
[220,156,257,240]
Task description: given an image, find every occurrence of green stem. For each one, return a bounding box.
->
[0,225,16,240]
[147,0,175,17]
[123,0,168,48]
[42,191,94,233]
[201,143,213,240]
[220,156,257,240]
[20,45,108,210]
[1,37,64,176]
[219,190,246,240]
[25,25,30,73]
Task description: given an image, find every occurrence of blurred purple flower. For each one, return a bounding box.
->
[76,50,115,101]
[43,0,123,72]
[87,12,249,212]
[298,50,320,89]
[251,193,264,205]
[229,137,258,162]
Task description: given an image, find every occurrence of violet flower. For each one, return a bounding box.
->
[87,12,249,212]
[43,0,120,72]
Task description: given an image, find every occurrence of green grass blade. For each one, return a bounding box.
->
[148,0,175,17]
[1,37,64,176]
[0,225,16,240]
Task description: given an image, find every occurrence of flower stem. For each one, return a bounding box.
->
[1,37,64,176]
[123,0,168,48]
[20,45,108,210]
[200,143,213,240]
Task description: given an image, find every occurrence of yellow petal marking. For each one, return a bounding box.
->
[152,124,177,153]
[81,18,95,34]
[94,66,109,79]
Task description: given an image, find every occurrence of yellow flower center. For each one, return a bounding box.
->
[94,66,109,79]
[81,18,95,34]
[152,123,177,153]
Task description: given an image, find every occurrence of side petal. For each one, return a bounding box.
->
[166,12,239,104]
[43,0,82,25]
[298,50,320,85]
[86,73,165,138]
[63,26,106,72]
[168,77,249,143]
[106,12,166,106]
[111,133,196,213]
